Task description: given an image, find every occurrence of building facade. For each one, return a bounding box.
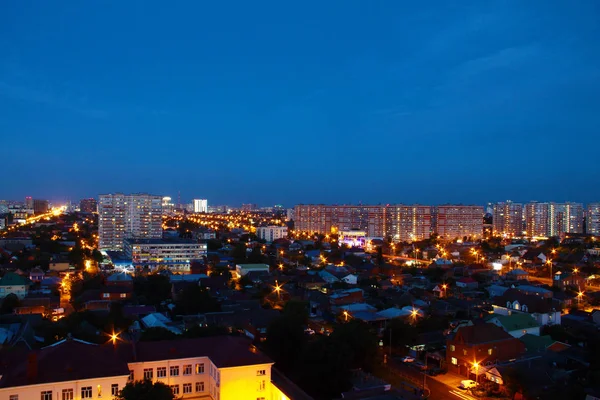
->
[98,193,163,250]
[33,199,49,215]
[524,202,584,237]
[0,336,286,400]
[295,204,431,242]
[434,205,483,241]
[79,198,98,213]
[492,201,523,237]
[124,239,207,271]
[256,226,288,242]
[525,202,550,237]
[194,199,208,213]
[588,202,600,235]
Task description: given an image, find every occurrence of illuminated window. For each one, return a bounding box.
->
[41,392,53,400]
[103,293,110,298]
[120,293,127,298]
[81,387,92,399]
[157,367,166,378]
[111,385,119,396]
[450,345,455,352]
[196,382,205,392]
[97,385,102,398]
[170,366,179,376]
[170,385,179,395]
[196,362,205,374]
[183,364,192,375]
[451,357,458,365]
[144,368,153,380]
[463,349,467,356]
[488,349,493,355]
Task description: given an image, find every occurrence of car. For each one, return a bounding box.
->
[400,356,415,363]
[459,380,478,390]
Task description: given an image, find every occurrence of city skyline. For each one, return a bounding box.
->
[2,2,600,204]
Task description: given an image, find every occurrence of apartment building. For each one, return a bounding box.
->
[256,226,288,243]
[98,194,163,250]
[79,198,97,213]
[492,201,523,237]
[524,202,584,237]
[434,205,483,241]
[124,238,207,272]
[588,202,600,235]
[525,202,551,237]
[0,336,284,400]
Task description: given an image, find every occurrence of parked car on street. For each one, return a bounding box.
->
[459,380,478,390]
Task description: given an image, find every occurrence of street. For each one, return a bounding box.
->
[389,361,477,400]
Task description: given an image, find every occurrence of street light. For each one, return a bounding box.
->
[472,361,480,384]
[343,310,349,321]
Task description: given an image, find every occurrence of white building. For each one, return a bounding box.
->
[194,199,208,213]
[124,238,207,272]
[0,272,29,299]
[98,193,163,250]
[256,226,288,242]
[235,264,270,278]
[0,336,292,400]
[587,202,600,235]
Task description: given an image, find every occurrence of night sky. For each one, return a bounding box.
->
[2,1,600,206]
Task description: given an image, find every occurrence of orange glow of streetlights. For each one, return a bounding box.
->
[343,310,349,321]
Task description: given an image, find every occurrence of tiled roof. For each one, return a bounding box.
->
[495,289,554,313]
[0,272,28,286]
[133,336,273,368]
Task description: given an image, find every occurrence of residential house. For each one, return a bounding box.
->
[100,286,133,302]
[446,323,526,377]
[486,285,510,298]
[506,268,528,280]
[329,288,364,308]
[486,314,540,338]
[493,288,561,326]
[0,273,29,300]
[515,285,553,299]
[456,277,478,289]
[553,271,585,290]
[106,272,134,288]
[28,268,44,283]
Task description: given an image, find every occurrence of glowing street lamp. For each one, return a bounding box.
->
[343,310,349,321]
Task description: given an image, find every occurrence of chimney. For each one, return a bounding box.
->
[26,353,38,382]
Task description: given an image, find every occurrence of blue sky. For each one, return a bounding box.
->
[2,1,600,206]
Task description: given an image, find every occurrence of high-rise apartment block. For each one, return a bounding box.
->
[434,205,484,240]
[587,203,600,235]
[525,201,583,237]
[256,226,288,242]
[80,198,98,213]
[193,199,208,213]
[294,204,432,242]
[33,199,49,214]
[98,193,163,250]
[492,201,523,237]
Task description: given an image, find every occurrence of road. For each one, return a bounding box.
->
[389,362,477,400]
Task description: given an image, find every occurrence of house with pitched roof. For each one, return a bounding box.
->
[0,273,29,299]
[485,313,540,338]
[446,323,525,377]
[493,288,561,326]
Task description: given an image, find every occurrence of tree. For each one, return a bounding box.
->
[134,275,172,306]
[231,242,247,263]
[174,285,220,315]
[0,293,20,314]
[117,380,175,400]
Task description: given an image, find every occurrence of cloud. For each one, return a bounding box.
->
[0,81,108,118]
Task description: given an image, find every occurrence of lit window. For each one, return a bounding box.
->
[196,382,205,392]
[183,383,192,394]
[170,385,179,395]
[157,367,167,378]
[450,345,455,352]
[120,293,127,298]
[111,384,119,396]
[97,385,102,398]
[170,366,179,376]
[488,349,493,355]
[183,364,192,375]
[103,293,110,298]
[144,368,153,380]
[451,357,458,365]
[41,391,53,400]
[81,387,92,399]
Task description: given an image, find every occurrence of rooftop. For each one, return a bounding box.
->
[454,323,515,345]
